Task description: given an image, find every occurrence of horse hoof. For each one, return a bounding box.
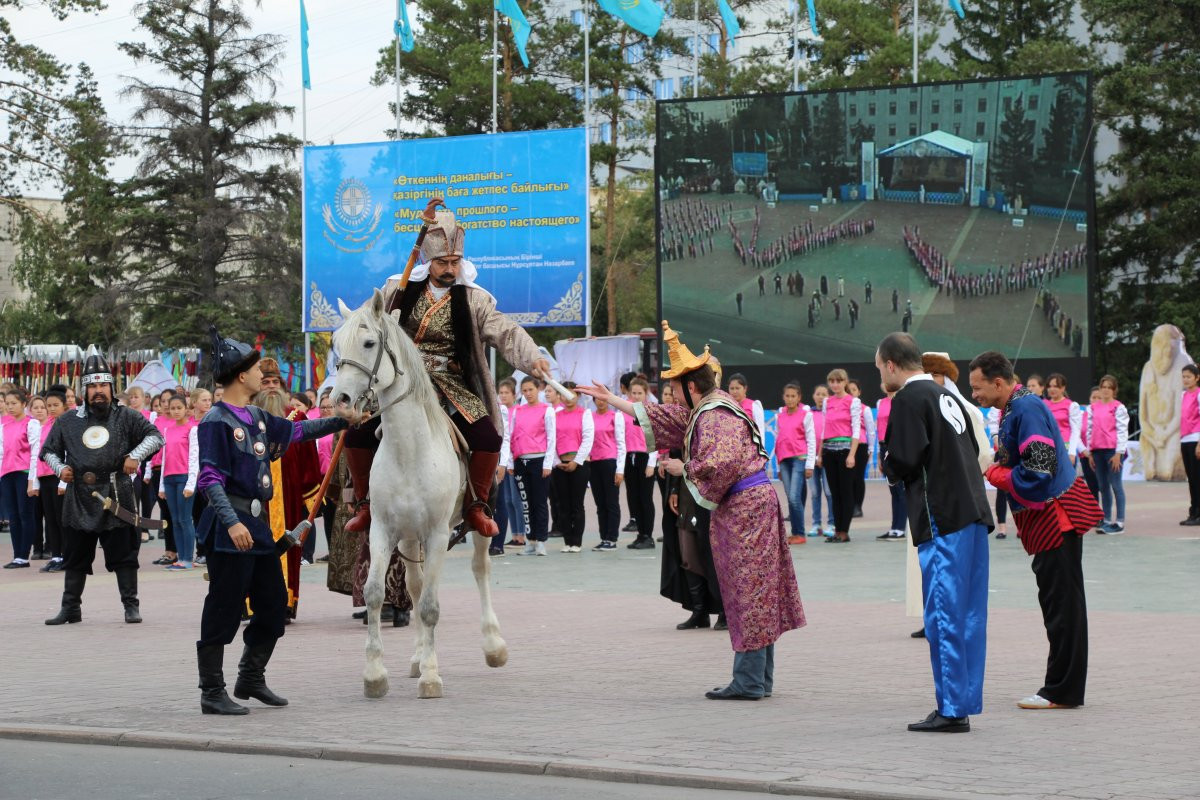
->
[418,679,443,699]
[409,662,421,678]
[363,676,389,699]
[484,645,508,668]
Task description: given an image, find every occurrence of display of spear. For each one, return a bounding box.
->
[287,196,446,550]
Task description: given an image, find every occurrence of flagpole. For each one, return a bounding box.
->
[692,0,698,98]
[403,0,408,137]
[791,0,799,91]
[583,0,590,141]
[300,0,312,389]
[492,6,499,133]
[912,0,919,84]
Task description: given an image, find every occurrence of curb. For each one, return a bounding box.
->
[0,724,975,800]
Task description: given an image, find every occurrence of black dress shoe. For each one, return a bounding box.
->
[908,710,970,732]
[1181,517,1200,526]
[705,685,762,700]
[911,628,926,638]
[627,537,655,550]
[352,610,367,619]
[713,613,728,631]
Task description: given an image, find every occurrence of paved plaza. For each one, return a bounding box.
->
[1,480,1197,799]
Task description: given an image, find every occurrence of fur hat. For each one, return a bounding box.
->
[420,210,465,262]
[921,351,959,382]
[258,357,281,380]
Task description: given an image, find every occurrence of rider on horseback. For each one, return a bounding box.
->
[341,198,550,541]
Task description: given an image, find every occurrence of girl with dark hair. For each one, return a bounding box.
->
[817,369,862,543]
[1084,375,1128,533]
[1179,365,1200,525]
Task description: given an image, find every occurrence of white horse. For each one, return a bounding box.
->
[332,289,507,699]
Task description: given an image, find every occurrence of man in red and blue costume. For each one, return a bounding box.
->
[969,350,1101,712]
[193,327,348,715]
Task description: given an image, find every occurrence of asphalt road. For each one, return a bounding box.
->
[0,740,828,800]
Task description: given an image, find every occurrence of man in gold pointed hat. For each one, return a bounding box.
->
[579,321,806,701]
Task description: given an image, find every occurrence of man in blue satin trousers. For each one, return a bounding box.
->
[876,333,994,733]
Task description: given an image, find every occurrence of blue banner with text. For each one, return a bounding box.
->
[302,128,589,331]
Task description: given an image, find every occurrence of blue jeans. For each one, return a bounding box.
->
[1091,449,1125,522]
[728,644,775,697]
[889,480,908,532]
[1,471,34,560]
[778,457,809,536]
[809,466,834,530]
[496,472,526,539]
[162,474,196,562]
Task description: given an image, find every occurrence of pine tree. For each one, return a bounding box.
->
[1081,0,1200,386]
[118,0,301,349]
[811,92,847,191]
[949,0,1090,78]
[992,95,1034,198]
[0,0,103,204]
[806,0,953,88]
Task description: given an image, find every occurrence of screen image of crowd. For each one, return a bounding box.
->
[656,72,1093,369]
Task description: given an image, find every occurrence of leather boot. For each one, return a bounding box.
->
[45,570,85,625]
[677,572,711,630]
[115,567,141,623]
[344,447,374,534]
[198,645,249,715]
[463,451,500,537]
[233,640,288,706]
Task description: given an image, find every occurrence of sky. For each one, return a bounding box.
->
[16,0,405,198]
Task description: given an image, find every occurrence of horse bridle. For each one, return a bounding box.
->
[337,315,415,416]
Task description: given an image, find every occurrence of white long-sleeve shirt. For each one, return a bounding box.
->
[158,426,200,495]
[500,405,557,472]
[569,409,595,466]
[0,417,42,487]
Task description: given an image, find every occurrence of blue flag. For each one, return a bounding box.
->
[717,0,740,41]
[300,0,311,89]
[495,0,532,68]
[395,0,415,52]
[806,0,819,35]
[948,0,965,17]
[596,0,665,38]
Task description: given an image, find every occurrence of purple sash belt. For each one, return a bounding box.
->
[727,470,770,498]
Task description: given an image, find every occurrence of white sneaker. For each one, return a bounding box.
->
[521,541,537,556]
[1017,694,1077,709]
[535,542,547,556]
[560,545,574,553]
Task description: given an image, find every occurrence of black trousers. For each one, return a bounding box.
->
[624,452,655,539]
[657,472,677,542]
[62,524,139,575]
[550,463,590,547]
[852,442,868,510]
[590,459,620,542]
[1031,533,1088,706]
[1182,443,1200,518]
[198,548,287,649]
[513,457,550,542]
[822,448,857,534]
[995,490,1009,524]
[37,476,64,558]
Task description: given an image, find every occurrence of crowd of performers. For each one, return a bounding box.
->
[1038,289,1086,356]
[903,225,1087,298]
[732,216,876,271]
[659,197,730,262]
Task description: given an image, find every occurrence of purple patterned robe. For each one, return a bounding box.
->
[637,392,806,651]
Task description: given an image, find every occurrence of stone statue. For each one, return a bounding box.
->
[1138,324,1192,481]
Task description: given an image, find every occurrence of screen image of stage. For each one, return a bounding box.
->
[655,73,1094,396]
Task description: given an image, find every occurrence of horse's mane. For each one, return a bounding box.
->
[335,301,440,424]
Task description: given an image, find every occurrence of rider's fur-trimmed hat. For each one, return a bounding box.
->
[420,209,465,262]
[921,351,959,382]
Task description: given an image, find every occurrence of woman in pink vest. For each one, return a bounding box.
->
[127,387,158,534]
[1180,364,1200,526]
[1,389,41,568]
[503,376,556,556]
[28,395,51,561]
[148,399,176,560]
[158,395,199,568]
[33,389,68,571]
[847,378,874,518]
[808,384,834,537]
[624,377,659,549]
[875,385,907,540]
[727,373,766,441]
[817,368,862,543]
[774,382,815,545]
[1043,373,1082,467]
[495,377,527,552]
[551,381,593,553]
[189,387,214,565]
[588,392,626,551]
[1083,374,1129,533]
